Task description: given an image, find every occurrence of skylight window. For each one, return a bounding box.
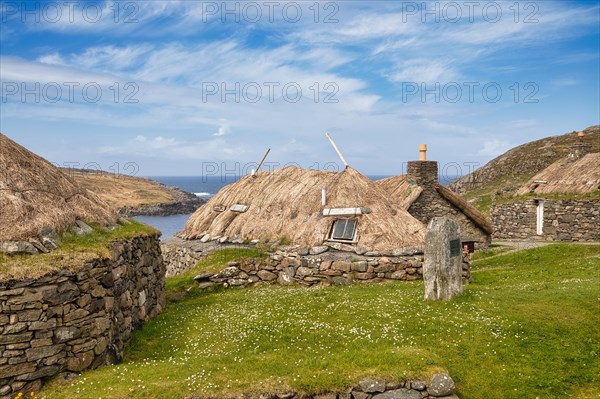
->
[330,219,357,241]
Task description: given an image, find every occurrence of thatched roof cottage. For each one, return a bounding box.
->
[378,146,493,249]
[182,166,425,251]
[0,133,116,246]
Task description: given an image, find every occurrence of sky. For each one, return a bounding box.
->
[1,0,599,177]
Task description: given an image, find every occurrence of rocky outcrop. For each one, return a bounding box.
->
[0,235,165,398]
[118,188,204,217]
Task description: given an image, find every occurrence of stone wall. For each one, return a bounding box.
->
[406,160,491,248]
[491,199,600,241]
[190,244,471,289]
[0,235,165,398]
[259,373,460,399]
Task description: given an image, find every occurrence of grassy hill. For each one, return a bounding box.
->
[64,169,203,216]
[448,125,600,214]
[40,244,600,399]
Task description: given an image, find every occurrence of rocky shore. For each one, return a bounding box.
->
[118,187,204,217]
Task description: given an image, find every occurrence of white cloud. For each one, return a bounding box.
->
[478,139,511,157]
[213,122,228,137]
[389,59,457,84]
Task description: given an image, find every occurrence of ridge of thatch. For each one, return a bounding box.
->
[376,175,493,235]
[182,166,425,250]
[0,133,116,241]
[515,153,600,196]
[377,175,423,210]
[434,184,494,235]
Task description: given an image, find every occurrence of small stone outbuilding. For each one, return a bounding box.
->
[378,146,493,249]
[491,134,600,241]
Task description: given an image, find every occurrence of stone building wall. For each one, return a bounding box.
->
[491,199,600,241]
[0,235,165,398]
[408,189,490,246]
[406,161,491,247]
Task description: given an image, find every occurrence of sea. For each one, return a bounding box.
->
[134,175,458,239]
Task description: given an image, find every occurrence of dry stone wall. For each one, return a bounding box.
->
[182,243,471,289]
[0,235,165,398]
[491,199,600,241]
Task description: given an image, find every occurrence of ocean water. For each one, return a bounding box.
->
[135,174,458,238]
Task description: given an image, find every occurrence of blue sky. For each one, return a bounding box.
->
[1,1,599,177]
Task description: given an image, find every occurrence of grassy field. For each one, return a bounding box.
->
[40,244,600,399]
[0,220,159,280]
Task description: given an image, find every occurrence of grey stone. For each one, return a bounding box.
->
[372,389,421,399]
[277,267,296,285]
[424,218,463,301]
[219,236,229,243]
[364,251,380,257]
[354,246,368,255]
[71,220,94,236]
[297,248,309,256]
[194,273,214,281]
[54,326,81,343]
[296,266,313,278]
[359,378,386,393]
[331,276,351,285]
[353,261,368,272]
[390,270,406,280]
[219,267,239,278]
[200,234,211,243]
[352,391,369,399]
[257,270,277,281]
[38,225,59,241]
[310,245,329,255]
[393,247,423,256]
[0,241,39,255]
[427,373,455,396]
[410,381,426,391]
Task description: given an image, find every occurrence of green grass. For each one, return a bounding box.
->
[0,220,159,280]
[166,248,267,300]
[471,244,514,261]
[41,244,600,399]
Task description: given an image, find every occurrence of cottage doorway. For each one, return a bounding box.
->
[536,199,544,236]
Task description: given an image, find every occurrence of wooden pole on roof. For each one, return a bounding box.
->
[325,132,349,169]
[251,148,271,177]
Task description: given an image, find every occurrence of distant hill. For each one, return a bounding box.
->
[448,125,600,213]
[65,169,204,216]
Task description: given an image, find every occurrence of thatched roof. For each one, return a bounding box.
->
[0,133,116,241]
[377,175,493,235]
[515,153,600,196]
[182,166,425,250]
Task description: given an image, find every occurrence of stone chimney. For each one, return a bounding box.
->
[567,131,591,162]
[407,144,438,187]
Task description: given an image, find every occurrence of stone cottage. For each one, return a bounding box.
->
[491,133,600,241]
[377,145,493,250]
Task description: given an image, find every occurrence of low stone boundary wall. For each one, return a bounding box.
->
[248,374,459,399]
[192,245,471,289]
[491,199,600,241]
[0,235,165,398]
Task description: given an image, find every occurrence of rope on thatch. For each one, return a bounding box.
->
[435,184,494,235]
